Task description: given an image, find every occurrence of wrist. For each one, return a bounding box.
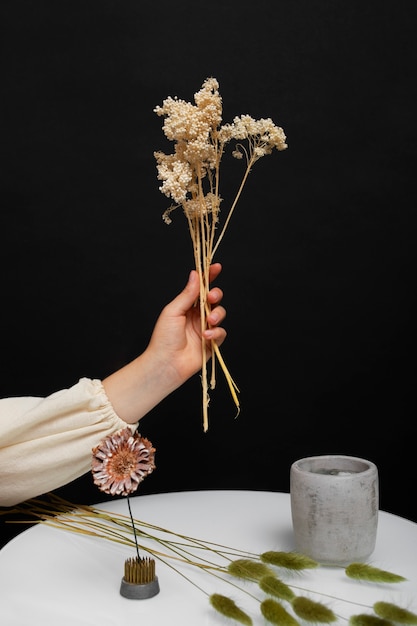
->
[102,350,181,424]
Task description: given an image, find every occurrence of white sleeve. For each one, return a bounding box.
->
[0,377,137,507]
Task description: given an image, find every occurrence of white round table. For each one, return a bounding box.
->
[1,490,416,625]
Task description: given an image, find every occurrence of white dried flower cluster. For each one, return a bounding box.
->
[219,115,288,164]
[154,151,193,205]
[154,76,222,203]
[154,77,287,219]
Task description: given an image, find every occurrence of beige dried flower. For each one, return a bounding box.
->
[92,428,156,496]
[154,77,287,430]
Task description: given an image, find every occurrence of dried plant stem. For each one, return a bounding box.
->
[185,157,248,430]
[212,342,240,409]
[127,496,140,561]
[211,156,254,258]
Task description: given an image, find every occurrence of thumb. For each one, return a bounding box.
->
[168,270,200,315]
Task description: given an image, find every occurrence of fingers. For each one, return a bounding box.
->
[208,262,222,282]
[206,264,225,328]
[166,264,224,317]
[206,304,226,327]
[207,286,223,305]
[203,317,227,343]
[206,263,223,307]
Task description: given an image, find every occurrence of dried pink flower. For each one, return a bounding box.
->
[92,428,156,496]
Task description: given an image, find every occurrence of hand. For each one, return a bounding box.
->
[148,262,227,381]
[102,263,226,424]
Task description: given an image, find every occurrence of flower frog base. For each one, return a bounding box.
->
[120,556,160,600]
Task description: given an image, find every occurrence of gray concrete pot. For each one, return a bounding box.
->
[290,455,379,565]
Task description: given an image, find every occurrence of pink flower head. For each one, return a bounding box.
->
[92,428,156,497]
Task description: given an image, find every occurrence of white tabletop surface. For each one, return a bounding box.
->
[1,490,416,625]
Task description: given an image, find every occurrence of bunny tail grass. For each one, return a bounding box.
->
[261,551,318,570]
[209,593,252,625]
[228,558,273,580]
[373,602,417,624]
[259,575,295,601]
[260,599,300,626]
[349,613,394,626]
[345,563,406,583]
[291,596,337,623]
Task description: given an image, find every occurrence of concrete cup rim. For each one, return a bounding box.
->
[291,454,378,477]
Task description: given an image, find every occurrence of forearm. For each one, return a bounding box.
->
[101,349,184,424]
[101,267,225,424]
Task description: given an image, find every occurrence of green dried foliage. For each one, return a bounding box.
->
[259,575,296,601]
[350,613,394,626]
[346,563,406,583]
[373,602,417,624]
[261,599,300,626]
[291,596,337,623]
[228,558,273,580]
[209,593,253,626]
[261,551,318,570]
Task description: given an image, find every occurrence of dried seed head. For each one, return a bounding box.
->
[209,594,253,626]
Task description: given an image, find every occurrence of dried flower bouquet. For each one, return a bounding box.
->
[154,77,287,430]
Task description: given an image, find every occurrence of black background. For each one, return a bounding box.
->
[1,0,416,546]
